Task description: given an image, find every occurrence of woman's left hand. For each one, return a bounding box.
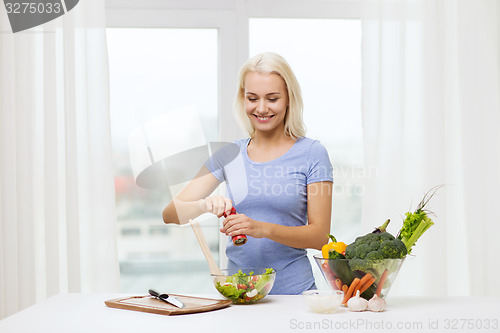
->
[220,213,266,239]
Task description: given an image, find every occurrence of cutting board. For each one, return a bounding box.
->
[105,294,232,315]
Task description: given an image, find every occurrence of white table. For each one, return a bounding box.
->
[1,294,499,333]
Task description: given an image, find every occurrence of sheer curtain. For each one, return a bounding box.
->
[361,0,500,297]
[0,0,119,319]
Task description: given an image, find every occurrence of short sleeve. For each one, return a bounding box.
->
[203,141,242,182]
[306,140,333,184]
[204,154,225,182]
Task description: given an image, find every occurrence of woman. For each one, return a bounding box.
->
[162,52,333,294]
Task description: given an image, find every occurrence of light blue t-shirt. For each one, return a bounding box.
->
[206,137,333,294]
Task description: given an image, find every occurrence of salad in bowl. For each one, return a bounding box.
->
[212,268,275,304]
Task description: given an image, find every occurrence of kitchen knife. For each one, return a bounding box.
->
[148,289,184,308]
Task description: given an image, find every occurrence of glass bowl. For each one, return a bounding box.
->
[313,255,405,300]
[211,268,276,304]
[303,289,344,313]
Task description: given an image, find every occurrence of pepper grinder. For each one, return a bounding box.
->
[223,207,247,246]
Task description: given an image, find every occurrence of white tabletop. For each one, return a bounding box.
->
[1,294,499,333]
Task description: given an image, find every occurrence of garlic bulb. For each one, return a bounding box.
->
[347,290,368,312]
[368,294,386,312]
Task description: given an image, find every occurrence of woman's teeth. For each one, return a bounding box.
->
[256,115,273,120]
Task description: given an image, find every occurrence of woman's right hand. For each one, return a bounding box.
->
[199,196,233,218]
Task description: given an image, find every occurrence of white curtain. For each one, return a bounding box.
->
[361,0,500,297]
[0,0,119,318]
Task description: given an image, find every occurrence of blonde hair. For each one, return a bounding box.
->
[234,52,305,139]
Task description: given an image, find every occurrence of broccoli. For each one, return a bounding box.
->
[344,226,407,284]
[345,231,407,260]
[348,257,402,283]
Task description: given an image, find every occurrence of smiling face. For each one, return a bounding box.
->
[244,72,289,136]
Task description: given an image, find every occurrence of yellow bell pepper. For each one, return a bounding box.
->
[321,234,347,259]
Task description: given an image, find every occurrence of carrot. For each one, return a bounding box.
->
[334,279,342,290]
[354,273,373,295]
[375,269,389,296]
[358,273,373,288]
[342,284,348,295]
[358,276,376,295]
[342,278,360,304]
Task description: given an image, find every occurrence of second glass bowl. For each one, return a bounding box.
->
[303,289,344,313]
